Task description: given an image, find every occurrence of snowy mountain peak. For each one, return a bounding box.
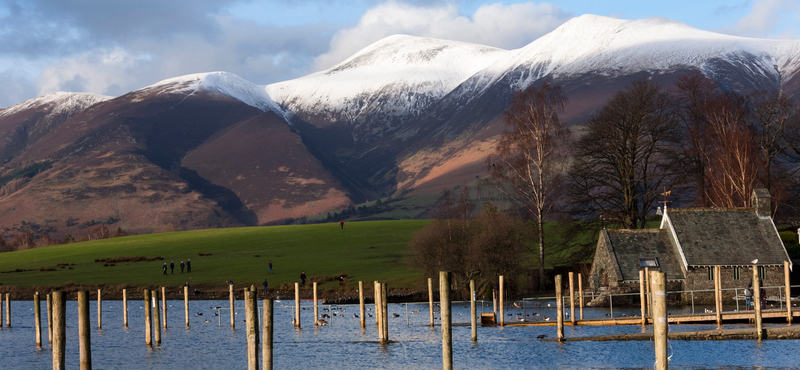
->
[0,91,110,119]
[328,34,505,74]
[267,35,507,139]
[139,72,287,119]
[468,14,800,93]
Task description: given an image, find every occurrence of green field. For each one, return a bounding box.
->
[0,220,431,290]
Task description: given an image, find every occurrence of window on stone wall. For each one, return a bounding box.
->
[707,267,714,280]
[759,266,766,280]
[733,266,741,280]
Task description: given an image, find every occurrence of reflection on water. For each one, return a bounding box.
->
[1,299,799,369]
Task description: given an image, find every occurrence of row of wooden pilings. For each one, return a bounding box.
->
[12,263,773,370]
[0,273,570,370]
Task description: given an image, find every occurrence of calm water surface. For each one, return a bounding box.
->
[2,299,799,369]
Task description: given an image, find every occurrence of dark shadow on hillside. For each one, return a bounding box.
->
[179,167,258,226]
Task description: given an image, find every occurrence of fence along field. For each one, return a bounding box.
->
[0,220,430,290]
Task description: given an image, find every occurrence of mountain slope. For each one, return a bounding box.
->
[0,73,351,239]
[0,92,110,164]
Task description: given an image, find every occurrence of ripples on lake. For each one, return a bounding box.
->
[2,299,799,369]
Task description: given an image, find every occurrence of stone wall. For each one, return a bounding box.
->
[683,266,786,305]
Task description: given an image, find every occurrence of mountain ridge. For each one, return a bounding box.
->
[2,14,800,243]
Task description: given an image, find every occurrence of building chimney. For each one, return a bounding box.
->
[751,188,771,217]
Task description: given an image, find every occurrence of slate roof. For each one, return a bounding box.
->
[605,229,684,282]
[665,208,788,267]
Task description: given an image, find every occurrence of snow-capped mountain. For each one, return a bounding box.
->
[455,15,800,101]
[0,92,110,163]
[0,91,110,120]
[267,35,506,142]
[4,14,800,240]
[138,72,288,121]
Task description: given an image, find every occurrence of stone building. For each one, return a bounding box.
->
[588,189,791,304]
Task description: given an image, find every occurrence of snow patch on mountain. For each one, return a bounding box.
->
[0,92,111,120]
[465,15,800,95]
[139,72,288,121]
[266,35,506,127]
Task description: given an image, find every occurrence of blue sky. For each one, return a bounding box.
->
[0,0,797,108]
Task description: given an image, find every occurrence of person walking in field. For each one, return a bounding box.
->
[263,279,268,294]
[162,263,168,275]
[180,261,185,273]
[186,259,192,273]
[269,261,273,274]
[340,221,344,229]
[170,261,175,274]
[300,271,307,286]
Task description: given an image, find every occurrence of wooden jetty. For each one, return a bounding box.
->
[505,308,800,327]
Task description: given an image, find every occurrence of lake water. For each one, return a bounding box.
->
[2,299,799,369]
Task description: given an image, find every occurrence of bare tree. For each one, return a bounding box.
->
[569,78,682,229]
[673,71,718,207]
[487,82,571,290]
[702,93,762,207]
[749,90,800,193]
[409,197,527,298]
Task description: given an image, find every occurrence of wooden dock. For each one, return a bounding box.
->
[504,308,799,326]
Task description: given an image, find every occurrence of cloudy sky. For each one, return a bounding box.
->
[0,0,798,108]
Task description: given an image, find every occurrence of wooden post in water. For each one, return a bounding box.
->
[639,270,647,325]
[78,291,92,370]
[123,289,128,328]
[34,292,42,347]
[470,279,477,342]
[245,290,259,370]
[97,289,102,329]
[381,282,388,342]
[152,290,161,345]
[754,265,763,340]
[144,289,152,346]
[714,266,722,326]
[313,282,318,326]
[785,261,792,324]
[499,275,504,326]
[644,267,650,317]
[578,273,584,320]
[555,275,564,342]
[162,286,167,329]
[230,283,236,330]
[47,293,53,344]
[569,272,576,326]
[493,290,497,315]
[184,285,190,328]
[650,271,667,370]
[359,281,365,329]
[375,282,383,342]
[440,271,452,370]
[262,299,273,370]
[52,291,66,370]
[294,282,300,329]
[428,278,434,327]
[5,292,10,327]
[374,281,380,327]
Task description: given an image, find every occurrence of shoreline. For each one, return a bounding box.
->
[552,326,800,341]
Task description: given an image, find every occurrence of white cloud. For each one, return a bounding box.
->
[721,0,800,37]
[0,70,38,108]
[313,1,571,71]
[36,48,147,97]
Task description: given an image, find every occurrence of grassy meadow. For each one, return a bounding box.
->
[0,220,431,291]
